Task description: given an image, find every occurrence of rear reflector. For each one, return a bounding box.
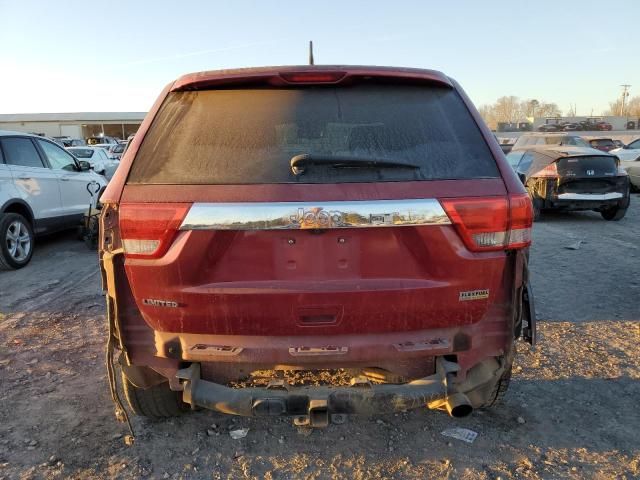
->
[440,194,532,251]
[120,203,191,259]
[280,72,346,84]
[122,239,160,256]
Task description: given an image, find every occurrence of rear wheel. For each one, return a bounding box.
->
[528,193,543,221]
[601,206,627,221]
[483,342,515,407]
[121,372,186,418]
[601,189,630,221]
[0,213,35,270]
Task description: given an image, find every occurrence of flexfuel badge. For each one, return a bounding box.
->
[459,289,490,301]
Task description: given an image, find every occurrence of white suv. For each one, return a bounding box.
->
[0,131,107,269]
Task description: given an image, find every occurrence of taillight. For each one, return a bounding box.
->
[507,194,533,249]
[440,194,532,252]
[119,203,191,259]
[280,72,346,84]
[532,162,558,178]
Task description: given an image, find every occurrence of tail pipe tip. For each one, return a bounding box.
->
[445,392,473,418]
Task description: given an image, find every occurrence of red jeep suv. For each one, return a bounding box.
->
[100,66,535,428]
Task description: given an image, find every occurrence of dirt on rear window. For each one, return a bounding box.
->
[128,84,499,185]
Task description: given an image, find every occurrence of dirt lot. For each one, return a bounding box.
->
[1,197,639,480]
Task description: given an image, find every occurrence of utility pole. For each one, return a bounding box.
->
[620,84,631,116]
[529,99,539,119]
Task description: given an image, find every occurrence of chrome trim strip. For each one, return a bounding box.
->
[557,192,623,201]
[180,199,450,230]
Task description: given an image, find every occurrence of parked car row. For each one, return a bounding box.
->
[52,136,86,147]
[52,135,128,161]
[538,120,612,132]
[511,133,595,150]
[87,135,120,146]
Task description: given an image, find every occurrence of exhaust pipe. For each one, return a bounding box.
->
[445,392,473,418]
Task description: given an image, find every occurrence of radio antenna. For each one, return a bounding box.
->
[309,41,314,65]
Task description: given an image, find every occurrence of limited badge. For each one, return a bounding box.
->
[459,289,490,301]
[142,298,179,308]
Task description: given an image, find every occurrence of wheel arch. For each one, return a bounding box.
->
[0,199,35,227]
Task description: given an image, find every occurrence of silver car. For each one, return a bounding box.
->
[67,146,119,179]
[610,138,640,190]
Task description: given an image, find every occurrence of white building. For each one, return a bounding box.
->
[0,112,146,140]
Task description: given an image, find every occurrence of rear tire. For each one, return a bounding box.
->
[601,206,627,221]
[0,213,35,270]
[601,189,630,221]
[529,195,543,221]
[483,343,515,407]
[122,372,185,418]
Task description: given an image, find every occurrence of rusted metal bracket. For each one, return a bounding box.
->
[176,358,471,426]
[103,248,130,364]
[521,252,537,347]
[522,282,537,346]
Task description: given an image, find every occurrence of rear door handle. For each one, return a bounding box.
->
[17,177,32,181]
[60,177,70,181]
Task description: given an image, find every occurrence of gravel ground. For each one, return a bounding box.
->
[0,196,639,479]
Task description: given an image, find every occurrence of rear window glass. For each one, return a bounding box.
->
[589,139,614,147]
[69,148,94,158]
[128,85,499,184]
[547,136,589,147]
[556,156,618,176]
[514,135,589,149]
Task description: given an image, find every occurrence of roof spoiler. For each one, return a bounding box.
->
[171,66,453,91]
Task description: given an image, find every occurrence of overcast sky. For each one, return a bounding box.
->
[1,0,637,115]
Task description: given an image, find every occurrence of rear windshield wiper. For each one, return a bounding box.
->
[290,154,419,176]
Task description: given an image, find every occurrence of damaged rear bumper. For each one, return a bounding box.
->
[176,356,505,426]
[530,176,629,211]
